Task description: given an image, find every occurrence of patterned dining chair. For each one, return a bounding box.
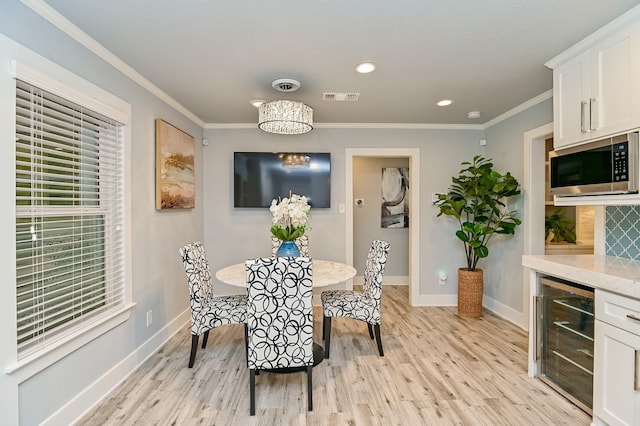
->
[321,239,391,358]
[179,241,247,368]
[271,234,309,257]
[245,256,314,415]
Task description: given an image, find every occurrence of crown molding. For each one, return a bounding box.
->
[482,90,552,129]
[20,0,206,128]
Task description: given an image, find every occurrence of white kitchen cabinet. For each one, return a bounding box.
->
[594,290,640,426]
[549,16,640,150]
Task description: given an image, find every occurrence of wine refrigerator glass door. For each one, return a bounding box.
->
[538,276,594,414]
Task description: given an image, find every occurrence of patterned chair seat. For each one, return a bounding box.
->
[180,241,247,368]
[246,256,314,415]
[321,239,390,359]
[320,290,380,325]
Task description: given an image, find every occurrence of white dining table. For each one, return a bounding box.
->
[215,259,357,288]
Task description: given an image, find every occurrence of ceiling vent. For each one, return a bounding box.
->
[322,92,360,101]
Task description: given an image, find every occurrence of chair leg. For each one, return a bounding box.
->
[244,323,249,366]
[367,323,374,339]
[189,334,199,368]
[322,315,326,340]
[307,365,313,411]
[250,369,256,416]
[201,330,210,349]
[373,324,384,357]
[323,316,332,359]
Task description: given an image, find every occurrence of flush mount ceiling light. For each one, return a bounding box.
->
[355,62,376,74]
[467,111,482,119]
[258,79,313,135]
[250,99,265,107]
[437,99,453,106]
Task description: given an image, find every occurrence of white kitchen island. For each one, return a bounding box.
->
[523,254,640,425]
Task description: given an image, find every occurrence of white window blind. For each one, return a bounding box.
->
[15,79,125,359]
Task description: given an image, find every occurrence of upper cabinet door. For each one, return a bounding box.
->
[589,25,640,141]
[550,11,640,150]
[553,52,591,149]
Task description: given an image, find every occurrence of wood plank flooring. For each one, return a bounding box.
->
[78,286,591,425]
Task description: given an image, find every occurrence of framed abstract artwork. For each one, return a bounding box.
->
[155,118,195,209]
[381,167,409,228]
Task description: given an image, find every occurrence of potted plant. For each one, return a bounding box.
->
[270,193,311,256]
[435,155,521,318]
[545,209,576,244]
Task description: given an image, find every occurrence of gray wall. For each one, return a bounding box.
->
[201,127,484,299]
[353,156,409,279]
[484,99,553,313]
[0,2,203,424]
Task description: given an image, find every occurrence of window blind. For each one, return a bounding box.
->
[15,79,125,359]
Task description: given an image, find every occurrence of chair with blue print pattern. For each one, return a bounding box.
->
[179,241,247,368]
[321,239,390,359]
[245,256,314,415]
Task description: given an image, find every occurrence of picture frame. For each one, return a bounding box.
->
[155,118,195,210]
[381,167,409,228]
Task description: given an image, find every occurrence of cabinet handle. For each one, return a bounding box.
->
[636,350,640,391]
[581,101,589,133]
[589,98,598,130]
[535,296,542,362]
[627,314,640,323]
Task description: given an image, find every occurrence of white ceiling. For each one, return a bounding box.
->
[42,0,640,126]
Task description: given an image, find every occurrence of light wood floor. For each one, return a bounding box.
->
[78,286,591,425]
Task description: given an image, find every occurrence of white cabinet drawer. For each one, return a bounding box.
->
[596,289,640,334]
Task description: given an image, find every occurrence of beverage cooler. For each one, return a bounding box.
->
[536,276,594,414]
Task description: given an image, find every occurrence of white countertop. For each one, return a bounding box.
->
[522,254,640,299]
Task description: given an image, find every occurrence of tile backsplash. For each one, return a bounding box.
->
[606,206,640,259]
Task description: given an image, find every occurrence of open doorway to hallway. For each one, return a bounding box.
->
[345,148,421,306]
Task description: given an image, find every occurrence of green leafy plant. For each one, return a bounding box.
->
[545,209,576,243]
[436,155,522,271]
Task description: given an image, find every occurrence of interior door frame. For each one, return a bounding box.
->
[345,148,421,306]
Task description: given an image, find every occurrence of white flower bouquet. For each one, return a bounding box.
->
[270,194,311,241]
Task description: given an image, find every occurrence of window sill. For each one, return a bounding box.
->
[4,303,136,384]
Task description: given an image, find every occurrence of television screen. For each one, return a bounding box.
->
[234,152,331,208]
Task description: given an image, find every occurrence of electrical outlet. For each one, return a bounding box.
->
[146,310,152,327]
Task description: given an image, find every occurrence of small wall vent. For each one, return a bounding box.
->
[322,92,360,101]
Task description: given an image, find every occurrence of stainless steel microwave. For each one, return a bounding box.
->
[549,131,639,196]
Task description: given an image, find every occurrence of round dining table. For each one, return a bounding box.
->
[214,258,356,372]
[215,259,357,288]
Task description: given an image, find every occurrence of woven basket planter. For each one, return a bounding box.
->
[457,268,483,318]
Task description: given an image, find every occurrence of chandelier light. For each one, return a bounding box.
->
[278,153,311,168]
[258,100,313,135]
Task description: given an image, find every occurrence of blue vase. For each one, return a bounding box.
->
[276,240,300,257]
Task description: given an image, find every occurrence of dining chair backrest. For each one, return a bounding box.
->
[179,241,214,327]
[245,256,314,369]
[362,239,391,308]
[271,235,309,257]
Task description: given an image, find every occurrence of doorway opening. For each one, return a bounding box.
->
[345,148,420,305]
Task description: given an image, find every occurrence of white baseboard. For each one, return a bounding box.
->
[413,293,457,306]
[45,309,191,426]
[411,293,526,331]
[482,295,527,330]
[353,275,408,286]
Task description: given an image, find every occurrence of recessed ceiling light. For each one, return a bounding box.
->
[437,99,453,107]
[250,99,265,107]
[355,62,376,74]
[467,111,482,119]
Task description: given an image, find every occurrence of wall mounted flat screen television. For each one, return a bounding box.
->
[234,152,331,208]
